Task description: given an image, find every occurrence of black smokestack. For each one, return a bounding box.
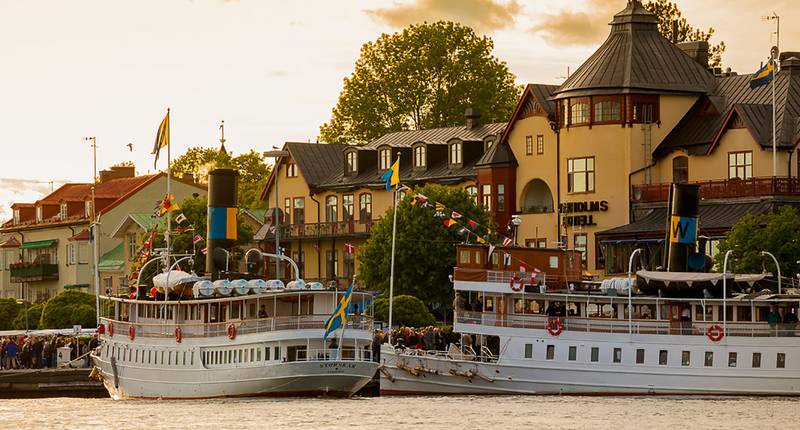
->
[664,183,700,272]
[206,168,239,280]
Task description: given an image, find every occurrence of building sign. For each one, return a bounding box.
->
[669,215,697,244]
[560,201,608,227]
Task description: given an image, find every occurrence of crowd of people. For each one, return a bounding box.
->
[0,334,99,370]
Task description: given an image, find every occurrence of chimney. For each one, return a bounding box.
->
[780,54,800,76]
[99,165,136,183]
[677,41,709,69]
[182,173,195,183]
[465,107,481,129]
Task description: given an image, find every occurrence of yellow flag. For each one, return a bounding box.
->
[152,110,170,169]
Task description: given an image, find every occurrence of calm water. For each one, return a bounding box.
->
[0,396,796,429]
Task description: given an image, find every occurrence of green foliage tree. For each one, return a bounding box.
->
[0,298,22,330]
[374,295,436,328]
[320,21,521,145]
[171,147,271,209]
[357,184,491,307]
[12,303,43,330]
[39,291,97,329]
[645,0,726,67]
[714,206,800,282]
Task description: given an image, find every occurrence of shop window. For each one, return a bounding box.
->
[728,151,752,180]
[525,136,533,155]
[567,157,595,193]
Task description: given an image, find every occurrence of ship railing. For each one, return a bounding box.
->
[394,344,498,363]
[456,312,797,337]
[295,348,372,363]
[100,314,373,339]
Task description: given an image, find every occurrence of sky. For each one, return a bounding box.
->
[0,0,796,219]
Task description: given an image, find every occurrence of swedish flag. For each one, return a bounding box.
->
[750,61,775,89]
[324,283,354,339]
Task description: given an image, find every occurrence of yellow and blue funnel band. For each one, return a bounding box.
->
[208,207,238,240]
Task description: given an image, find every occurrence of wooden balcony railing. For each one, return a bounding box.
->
[631,177,800,203]
[269,220,374,240]
[10,263,59,282]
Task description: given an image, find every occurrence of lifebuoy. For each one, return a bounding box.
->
[547,319,563,336]
[707,324,724,342]
[227,324,236,340]
[129,325,136,340]
[109,322,114,337]
[97,323,105,335]
[509,276,523,292]
[175,326,182,343]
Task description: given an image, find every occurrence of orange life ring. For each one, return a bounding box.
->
[175,326,182,343]
[227,323,236,340]
[109,322,114,337]
[129,325,136,340]
[509,276,523,292]
[706,324,724,342]
[547,319,563,336]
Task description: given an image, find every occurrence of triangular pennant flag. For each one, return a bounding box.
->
[193,234,203,244]
[450,211,462,219]
[503,253,512,268]
[475,236,486,244]
[416,193,428,203]
[175,213,187,224]
[176,226,184,233]
[201,247,208,255]
[468,220,477,229]
[487,244,496,262]
[444,219,457,228]
[421,201,431,208]
[519,261,527,272]
[502,237,512,247]
[159,194,180,216]
[345,243,356,254]
[435,202,445,212]
[457,227,468,236]
[434,211,446,218]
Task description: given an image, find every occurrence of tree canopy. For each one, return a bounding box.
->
[0,298,22,330]
[171,147,271,209]
[319,21,521,145]
[39,291,97,329]
[374,295,436,328]
[714,206,800,283]
[357,184,491,307]
[645,0,726,67]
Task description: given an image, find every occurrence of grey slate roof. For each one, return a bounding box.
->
[365,123,505,149]
[553,1,714,99]
[285,142,346,187]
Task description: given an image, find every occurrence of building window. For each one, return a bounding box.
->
[546,345,555,360]
[681,351,691,366]
[450,141,462,165]
[777,352,786,368]
[344,250,355,279]
[345,151,358,174]
[325,196,338,223]
[574,233,588,268]
[379,148,391,171]
[496,184,505,212]
[285,163,297,178]
[590,347,599,362]
[525,136,533,155]
[85,201,92,219]
[127,233,137,260]
[570,99,590,125]
[632,99,656,123]
[414,145,426,168]
[459,250,470,264]
[359,193,372,222]
[567,157,595,193]
[594,98,622,122]
[13,209,19,225]
[704,351,714,367]
[36,206,42,223]
[484,139,494,151]
[752,352,761,368]
[525,238,547,248]
[292,251,305,278]
[524,344,533,359]
[326,250,338,279]
[613,348,622,363]
[672,156,689,183]
[536,135,544,155]
[292,197,304,225]
[60,203,68,220]
[659,350,668,365]
[568,346,577,361]
[342,194,354,222]
[728,352,738,368]
[283,198,291,225]
[481,184,492,211]
[728,151,752,180]
[465,186,478,206]
[636,348,645,364]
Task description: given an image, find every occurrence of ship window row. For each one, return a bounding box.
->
[104,344,194,367]
[203,345,280,366]
[525,344,787,369]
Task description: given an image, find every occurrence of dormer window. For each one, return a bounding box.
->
[13,209,20,225]
[449,141,462,165]
[379,148,391,171]
[413,145,426,168]
[35,206,42,223]
[285,163,297,178]
[345,151,358,175]
[60,203,68,220]
[484,139,494,152]
[85,201,92,219]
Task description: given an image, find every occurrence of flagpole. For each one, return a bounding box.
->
[772,57,777,178]
[165,108,171,303]
[387,154,400,344]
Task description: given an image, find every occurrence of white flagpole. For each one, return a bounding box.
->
[772,58,777,178]
[387,154,400,344]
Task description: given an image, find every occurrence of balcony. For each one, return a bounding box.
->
[270,220,375,240]
[631,177,800,203]
[10,263,59,282]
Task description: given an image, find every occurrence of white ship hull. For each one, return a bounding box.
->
[380,329,800,396]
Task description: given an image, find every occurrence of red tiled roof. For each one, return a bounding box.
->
[0,237,20,248]
[68,229,91,241]
[36,183,92,204]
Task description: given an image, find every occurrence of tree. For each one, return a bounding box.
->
[714,206,800,282]
[0,298,22,330]
[319,21,521,145]
[39,291,97,329]
[357,184,491,308]
[374,295,436,328]
[645,0,726,67]
[13,303,43,330]
[171,147,271,209]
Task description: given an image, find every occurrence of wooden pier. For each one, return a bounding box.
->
[0,368,108,398]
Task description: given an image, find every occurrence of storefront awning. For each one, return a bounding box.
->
[20,239,57,249]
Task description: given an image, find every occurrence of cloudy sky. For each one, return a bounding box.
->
[0,0,796,219]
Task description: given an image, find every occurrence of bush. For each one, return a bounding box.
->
[12,303,43,330]
[0,298,22,330]
[39,290,97,329]
[374,295,436,328]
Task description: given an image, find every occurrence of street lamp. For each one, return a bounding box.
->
[264,149,289,281]
[761,251,782,295]
[627,248,643,335]
[15,298,28,333]
[722,250,733,336]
